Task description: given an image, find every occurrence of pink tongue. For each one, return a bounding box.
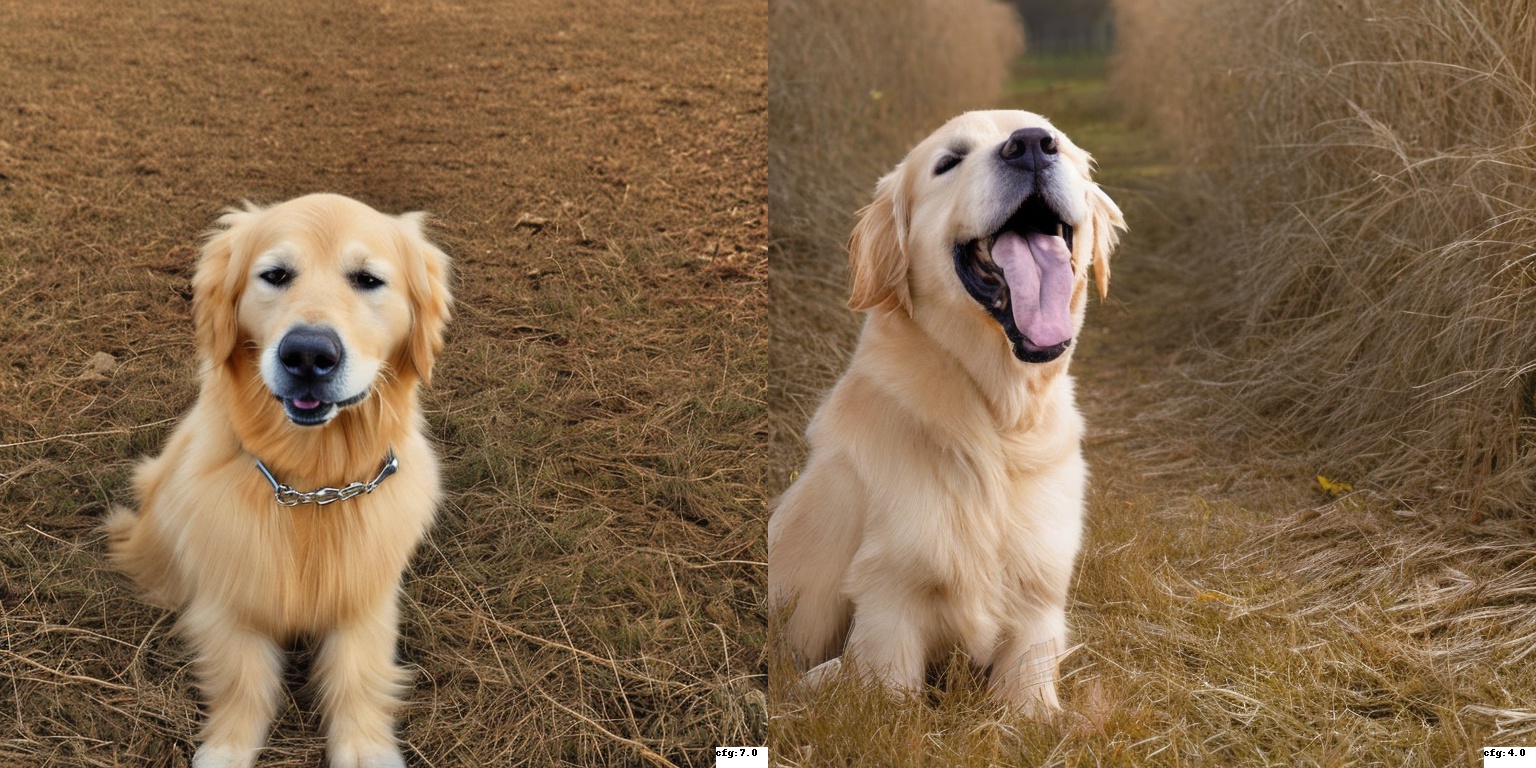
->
[293,398,321,410]
[989,231,1074,349]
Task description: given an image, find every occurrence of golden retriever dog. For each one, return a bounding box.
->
[106,193,452,767]
[768,111,1125,713]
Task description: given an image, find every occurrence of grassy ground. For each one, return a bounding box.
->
[0,1,764,765]
[768,54,1536,766]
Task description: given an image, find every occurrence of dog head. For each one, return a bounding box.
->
[848,110,1125,364]
[192,193,452,427]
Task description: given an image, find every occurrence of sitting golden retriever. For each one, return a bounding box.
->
[768,111,1125,713]
[106,194,452,768]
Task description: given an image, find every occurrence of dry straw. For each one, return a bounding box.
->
[1112,0,1536,513]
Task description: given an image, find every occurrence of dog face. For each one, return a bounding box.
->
[192,194,452,427]
[848,110,1124,363]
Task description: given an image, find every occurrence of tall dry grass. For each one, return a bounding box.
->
[1111,0,1536,513]
[768,0,1023,486]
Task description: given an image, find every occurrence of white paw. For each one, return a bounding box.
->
[193,744,258,768]
[360,752,406,768]
[792,656,843,696]
[330,744,406,768]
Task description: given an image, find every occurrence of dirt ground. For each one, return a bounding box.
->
[0,1,765,765]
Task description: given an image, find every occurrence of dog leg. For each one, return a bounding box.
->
[316,596,411,768]
[842,594,928,695]
[183,609,284,768]
[768,458,865,668]
[986,606,1066,717]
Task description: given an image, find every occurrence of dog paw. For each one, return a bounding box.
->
[788,656,842,699]
[801,656,842,687]
[358,754,406,768]
[193,744,258,768]
[330,744,406,768]
[994,684,1062,720]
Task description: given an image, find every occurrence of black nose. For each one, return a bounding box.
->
[999,127,1058,171]
[277,326,343,380]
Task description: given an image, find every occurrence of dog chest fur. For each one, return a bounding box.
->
[118,408,439,638]
[835,326,1085,644]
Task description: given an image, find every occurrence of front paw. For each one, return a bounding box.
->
[993,680,1062,719]
[330,744,406,768]
[193,744,259,768]
[793,656,843,696]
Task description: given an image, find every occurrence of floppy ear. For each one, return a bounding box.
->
[846,168,912,315]
[191,203,262,368]
[394,212,453,385]
[1087,184,1126,300]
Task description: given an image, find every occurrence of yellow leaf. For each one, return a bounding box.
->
[1316,474,1353,496]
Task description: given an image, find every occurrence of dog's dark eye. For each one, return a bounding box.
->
[259,267,292,286]
[934,154,963,176]
[350,271,385,290]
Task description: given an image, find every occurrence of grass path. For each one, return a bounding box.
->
[770,56,1535,767]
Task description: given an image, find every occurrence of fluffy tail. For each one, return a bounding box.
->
[102,504,137,547]
[103,505,183,609]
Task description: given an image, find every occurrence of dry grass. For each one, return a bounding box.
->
[768,43,1536,764]
[0,1,764,765]
[1112,0,1536,515]
[766,0,1023,488]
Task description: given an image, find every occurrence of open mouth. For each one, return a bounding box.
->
[275,391,367,427]
[954,194,1076,363]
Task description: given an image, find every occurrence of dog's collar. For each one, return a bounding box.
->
[254,450,399,507]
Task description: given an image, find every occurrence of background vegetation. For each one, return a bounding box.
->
[1113,0,1536,515]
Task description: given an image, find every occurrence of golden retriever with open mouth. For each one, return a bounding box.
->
[769,111,1125,713]
[106,193,452,767]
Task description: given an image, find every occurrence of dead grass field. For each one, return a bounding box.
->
[1112,0,1536,516]
[768,48,1536,767]
[0,1,764,765]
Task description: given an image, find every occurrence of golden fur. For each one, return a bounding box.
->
[106,194,451,768]
[768,111,1125,713]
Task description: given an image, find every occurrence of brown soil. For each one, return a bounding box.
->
[0,1,765,765]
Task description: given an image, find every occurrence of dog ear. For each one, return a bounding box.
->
[847,168,912,315]
[192,203,263,369]
[394,212,453,385]
[1087,184,1126,300]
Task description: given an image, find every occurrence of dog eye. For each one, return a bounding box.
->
[934,154,963,176]
[258,267,291,286]
[350,271,385,290]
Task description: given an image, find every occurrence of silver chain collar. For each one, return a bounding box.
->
[254,450,399,507]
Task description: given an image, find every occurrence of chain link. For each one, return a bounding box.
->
[255,450,399,507]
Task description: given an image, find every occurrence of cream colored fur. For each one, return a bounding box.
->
[105,194,452,768]
[768,111,1125,713]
